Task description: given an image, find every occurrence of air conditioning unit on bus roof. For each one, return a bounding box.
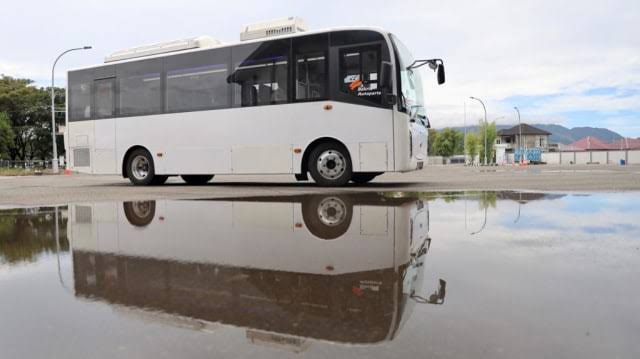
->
[104,36,222,63]
[240,17,308,41]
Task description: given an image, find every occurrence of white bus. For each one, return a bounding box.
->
[66,17,445,186]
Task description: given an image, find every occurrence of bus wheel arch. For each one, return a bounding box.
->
[301,138,351,178]
[123,146,166,185]
[122,145,151,179]
[303,138,353,186]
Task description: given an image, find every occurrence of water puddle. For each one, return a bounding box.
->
[1,191,638,358]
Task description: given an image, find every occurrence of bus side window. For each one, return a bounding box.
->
[231,40,290,107]
[117,59,163,116]
[94,78,115,119]
[69,72,92,121]
[293,33,328,101]
[164,49,231,112]
[338,45,382,105]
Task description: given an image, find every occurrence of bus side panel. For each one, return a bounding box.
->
[93,119,117,174]
[68,121,95,174]
[115,101,393,176]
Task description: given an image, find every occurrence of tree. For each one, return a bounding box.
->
[477,120,497,164]
[465,132,480,165]
[0,75,65,161]
[0,112,14,159]
[427,128,437,156]
[432,128,464,157]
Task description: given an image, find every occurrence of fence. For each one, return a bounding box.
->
[0,159,53,169]
[541,150,640,165]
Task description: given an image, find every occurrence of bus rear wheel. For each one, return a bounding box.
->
[181,175,214,185]
[126,148,161,186]
[351,172,382,184]
[308,142,352,187]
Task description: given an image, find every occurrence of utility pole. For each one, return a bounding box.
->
[51,46,92,173]
[470,96,488,165]
[514,106,522,163]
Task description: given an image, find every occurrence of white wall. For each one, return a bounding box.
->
[545,150,640,165]
[542,152,560,164]
[628,150,640,164]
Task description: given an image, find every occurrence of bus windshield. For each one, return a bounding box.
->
[391,35,426,119]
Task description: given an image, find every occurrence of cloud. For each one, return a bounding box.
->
[0,0,638,134]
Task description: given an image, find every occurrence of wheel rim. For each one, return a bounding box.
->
[131,201,152,218]
[131,155,150,180]
[316,149,346,180]
[316,197,347,227]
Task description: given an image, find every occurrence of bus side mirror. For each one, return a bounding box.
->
[380,61,393,90]
[437,64,445,85]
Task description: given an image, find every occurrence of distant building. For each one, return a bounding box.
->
[609,138,640,150]
[496,124,552,153]
[564,136,613,151]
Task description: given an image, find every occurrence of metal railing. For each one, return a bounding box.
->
[0,159,53,169]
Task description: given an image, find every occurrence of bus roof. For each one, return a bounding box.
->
[67,26,390,73]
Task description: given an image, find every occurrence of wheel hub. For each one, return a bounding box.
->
[316,197,347,226]
[317,150,346,180]
[131,155,149,180]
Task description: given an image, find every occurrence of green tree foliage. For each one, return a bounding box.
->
[0,75,65,161]
[477,120,497,164]
[432,128,464,157]
[0,207,69,265]
[427,128,437,155]
[0,112,14,159]
[465,132,480,164]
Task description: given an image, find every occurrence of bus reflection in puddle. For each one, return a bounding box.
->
[68,193,445,350]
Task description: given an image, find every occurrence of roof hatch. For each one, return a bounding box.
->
[240,17,307,41]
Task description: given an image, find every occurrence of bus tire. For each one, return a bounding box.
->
[123,201,156,227]
[302,195,353,240]
[308,142,352,187]
[126,148,158,186]
[351,172,382,184]
[181,175,214,185]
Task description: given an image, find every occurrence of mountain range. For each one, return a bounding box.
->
[446,124,624,144]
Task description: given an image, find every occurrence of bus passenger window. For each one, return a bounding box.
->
[94,78,115,119]
[339,46,382,104]
[117,59,163,116]
[69,81,91,121]
[165,49,231,112]
[231,40,290,107]
[295,53,327,101]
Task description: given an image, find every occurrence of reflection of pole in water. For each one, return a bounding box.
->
[465,192,488,236]
[54,206,71,292]
[470,206,487,236]
[55,206,61,281]
[464,192,468,231]
[514,192,522,224]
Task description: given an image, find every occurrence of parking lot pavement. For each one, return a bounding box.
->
[1,164,639,206]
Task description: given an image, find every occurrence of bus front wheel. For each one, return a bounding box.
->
[126,148,163,186]
[308,142,352,187]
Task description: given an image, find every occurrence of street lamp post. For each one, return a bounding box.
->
[514,106,522,164]
[51,46,92,173]
[470,96,488,165]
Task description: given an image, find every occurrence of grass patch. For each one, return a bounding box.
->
[0,168,42,176]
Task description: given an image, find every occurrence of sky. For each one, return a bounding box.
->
[1,0,638,136]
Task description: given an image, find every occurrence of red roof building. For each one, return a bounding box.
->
[568,136,615,150]
[609,138,640,150]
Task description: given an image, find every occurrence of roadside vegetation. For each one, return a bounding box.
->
[0,168,40,176]
[0,76,65,166]
[428,120,497,164]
